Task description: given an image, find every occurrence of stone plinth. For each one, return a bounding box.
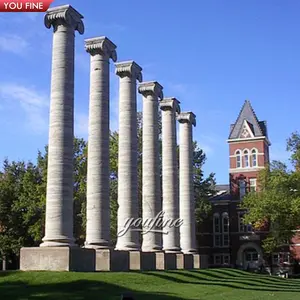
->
[176,253,184,269]
[193,254,200,269]
[20,247,95,272]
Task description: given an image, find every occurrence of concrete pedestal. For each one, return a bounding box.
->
[20,247,95,272]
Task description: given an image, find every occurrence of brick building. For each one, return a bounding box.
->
[197,100,300,274]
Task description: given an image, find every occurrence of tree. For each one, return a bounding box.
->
[193,142,216,224]
[0,160,44,269]
[0,112,214,264]
[242,132,300,254]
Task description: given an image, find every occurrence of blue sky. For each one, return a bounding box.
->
[0,0,299,184]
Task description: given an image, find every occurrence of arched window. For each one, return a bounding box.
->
[222,212,230,247]
[244,149,249,168]
[252,149,257,167]
[213,213,221,247]
[236,150,241,168]
[222,213,229,233]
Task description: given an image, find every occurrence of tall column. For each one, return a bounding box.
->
[115,61,143,251]
[41,5,84,247]
[84,37,117,249]
[138,82,163,252]
[160,98,181,252]
[178,112,197,254]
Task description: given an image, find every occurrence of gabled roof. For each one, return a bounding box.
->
[228,100,268,140]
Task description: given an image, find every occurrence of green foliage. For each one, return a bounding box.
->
[193,141,216,223]
[242,132,300,253]
[287,131,300,171]
[0,113,214,258]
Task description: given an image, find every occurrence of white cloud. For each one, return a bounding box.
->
[0,83,49,134]
[0,34,29,55]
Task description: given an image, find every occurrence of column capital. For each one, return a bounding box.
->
[159,97,181,113]
[177,112,196,126]
[138,81,163,99]
[85,37,117,61]
[115,61,143,82]
[44,4,84,34]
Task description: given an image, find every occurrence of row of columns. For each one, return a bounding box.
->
[41,5,197,255]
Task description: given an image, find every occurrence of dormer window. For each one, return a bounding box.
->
[243,150,249,168]
[252,149,257,167]
[236,150,241,168]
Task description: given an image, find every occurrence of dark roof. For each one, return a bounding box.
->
[215,184,230,192]
[228,100,268,140]
[210,184,231,201]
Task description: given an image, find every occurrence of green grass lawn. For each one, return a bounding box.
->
[0,268,299,300]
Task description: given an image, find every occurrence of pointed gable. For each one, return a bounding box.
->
[229,100,266,140]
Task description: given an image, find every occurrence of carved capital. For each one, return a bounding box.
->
[177,112,196,126]
[159,97,181,114]
[44,5,84,34]
[85,37,117,61]
[115,61,143,82]
[138,81,163,100]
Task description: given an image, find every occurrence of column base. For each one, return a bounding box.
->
[20,247,95,271]
[84,241,112,250]
[40,236,76,247]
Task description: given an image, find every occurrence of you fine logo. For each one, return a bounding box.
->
[0,0,53,12]
[117,211,184,237]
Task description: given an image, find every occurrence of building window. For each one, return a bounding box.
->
[214,235,221,247]
[252,149,257,167]
[222,212,229,247]
[213,213,220,233]
[223,254,230,265]
[238,212,252,233]
[250,178,257,192]
[213,213,221,247]
[222,213,229,233]
[239,179,246,199]
[236,150,241,168]
[272,253,290,265]
[223,234,229,247]
[244,150,249,168]
[214,255,222,265]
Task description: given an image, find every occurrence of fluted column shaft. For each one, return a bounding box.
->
[160,98,181,252]
[41,5,84,247]
[85,37,117,249]
[139,82,163,252]
[178,112,197,254]
[115,61,142,251]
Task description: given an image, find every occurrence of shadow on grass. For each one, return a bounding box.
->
[144,269,300,293]
[0,278,183,300]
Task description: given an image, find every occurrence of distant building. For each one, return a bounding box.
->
[197,100,300,274]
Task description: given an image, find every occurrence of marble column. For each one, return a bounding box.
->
[41,5,84,247]
[84,37,117,249]
[160,98,181,252]
[138,82,163,252]
[178,112,197,254]
[115,61,143,251]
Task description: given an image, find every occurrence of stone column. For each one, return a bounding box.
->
[115,61,143,251]
[138,82,163,252]
[84,37,117,249]
[160,98,181,252]
[41,5,84,247]
[178,112,197,254]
